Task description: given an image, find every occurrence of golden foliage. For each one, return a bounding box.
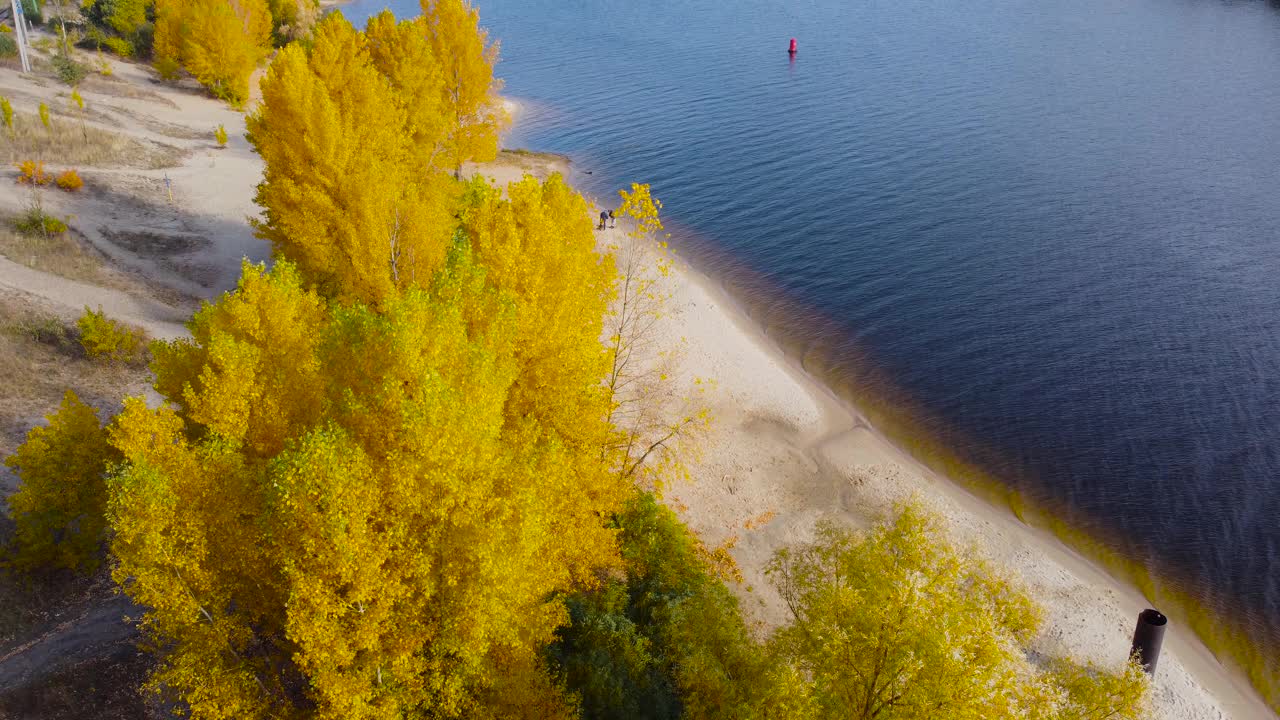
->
[109,259,624,718]
[363,9,448,171]
[418,0,506,173]
[769,504,1039,718]
[1039,655,1151,720]
[154,0,272,108]
[214,124,228,147]
[249,13,458,303]
[76,306,146,364]
[55,168,84,191]
[16,160,50,185]
[459,175,617,446]
[104,0,151,37]
[4,391,118,573]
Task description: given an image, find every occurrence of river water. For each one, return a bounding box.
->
[339,0,1280,696]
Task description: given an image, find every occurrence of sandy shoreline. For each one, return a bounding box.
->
[589,209,1277,718]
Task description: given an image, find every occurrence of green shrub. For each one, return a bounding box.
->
[82,25,108,50]
[548,493,812,719]
[52,53,89,86]
[20,0,43,26]
[76,306,146,364]
[14,207,68,236]
[13,312,76,350]
[0,34,17,59]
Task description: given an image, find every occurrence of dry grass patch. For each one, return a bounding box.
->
[110,105,208,141]
[0,292,149,464]
[0,215,117,289]
[0,111,184,169]
[78,72,179,109]
[496,148,570,172]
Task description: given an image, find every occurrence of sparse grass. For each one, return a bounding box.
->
[0,293,147,463]
[0,111,184,169]
[498,148,570,167]
[0,217,110,287]
[78,74,178,109]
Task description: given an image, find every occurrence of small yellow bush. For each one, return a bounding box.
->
[76,306,147,364]
[214,124,228,147]
[56,169,84,191]
[16,160,51,186]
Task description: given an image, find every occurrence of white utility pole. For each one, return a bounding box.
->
[9,0,32,74]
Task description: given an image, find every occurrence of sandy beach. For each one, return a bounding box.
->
[0,35,1274,717]
[583,205,1278,720]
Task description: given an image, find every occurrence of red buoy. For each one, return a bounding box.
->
[789,38,798,54]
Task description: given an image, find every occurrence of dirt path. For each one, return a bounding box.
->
[0,594,140,695]
[0,256,188,339]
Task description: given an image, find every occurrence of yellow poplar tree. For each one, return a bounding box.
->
[154,0,272,108]
[4,391,118,573]
[363,10,448,171]
[420,0,505,174]
[108,258,624,719]
[460,175,617,446]
[248,13,457,303]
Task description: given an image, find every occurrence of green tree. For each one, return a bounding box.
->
[550,493,814,720]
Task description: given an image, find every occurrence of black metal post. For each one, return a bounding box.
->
[1130,608,1167,674]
